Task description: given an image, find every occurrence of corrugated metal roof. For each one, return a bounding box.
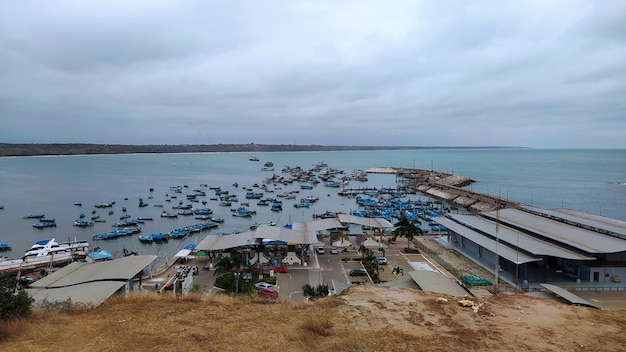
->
[30,255,158,288]
[442,214,595,261]
[481,208,626,254]
[26,255,157,307]
[196,217,392,251]
[27,281,125,307]
[337,214,394,228]
[407,270,470,297]
[174,249,191,258]
[521,206,626,238]
[196,232,256,251]
[434,216,545,264]
[541,284,600,309]
[254,225,318,244]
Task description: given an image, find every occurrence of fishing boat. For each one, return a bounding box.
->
[73,220,94,227]
[33,221,57,229]
[138,234,154,243]
[86,249,113,262]
[0,243,10,251]
[23,214,45,219]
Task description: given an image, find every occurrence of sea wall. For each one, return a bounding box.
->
[367,167,516,213]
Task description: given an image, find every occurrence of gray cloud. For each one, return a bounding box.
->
[1,0,625,148]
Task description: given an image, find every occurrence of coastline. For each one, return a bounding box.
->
[0,143,523,157]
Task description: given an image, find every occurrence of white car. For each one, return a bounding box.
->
[330,247,338,255]
[254,282,274,290]
[377,257,388,265]
[317,247,325,254]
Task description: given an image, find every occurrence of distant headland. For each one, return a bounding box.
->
[0,143,522,157]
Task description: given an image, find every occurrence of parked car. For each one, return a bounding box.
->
[330,247,338,254]
[317,247,325,254]
[377,257,388,265]
[349,268,368,276]
[254,282,274,290]
[257,287,279,298]
[274,265,288,273]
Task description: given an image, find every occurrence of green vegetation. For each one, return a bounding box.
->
[358,245,382,283]
[302,284,329,300]
[392,214,423,252]
[0,275,33,321]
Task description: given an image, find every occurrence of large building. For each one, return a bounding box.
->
[434,205,626,290]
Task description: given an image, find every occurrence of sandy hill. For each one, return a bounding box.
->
[1,285,624,352]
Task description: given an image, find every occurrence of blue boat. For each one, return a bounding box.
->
[0,243,11,251]
[87,250,113,261]
[150,233,168,243]
[138,234,153,243]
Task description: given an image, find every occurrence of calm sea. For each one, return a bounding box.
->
[1,149,625,265]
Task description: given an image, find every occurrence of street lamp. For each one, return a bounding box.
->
[234,272,240,295]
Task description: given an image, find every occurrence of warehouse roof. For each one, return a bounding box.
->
[434,216,545,264]
[26,255,157,307]
[442,214,595,261]
[520,206,626,239]
[480,208,626,254]
[30,255,158,288]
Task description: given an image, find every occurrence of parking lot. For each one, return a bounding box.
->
[148,236,438,301]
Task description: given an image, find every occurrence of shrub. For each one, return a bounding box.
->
[0,276,34,321]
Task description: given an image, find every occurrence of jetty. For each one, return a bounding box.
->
[364,167,520,212]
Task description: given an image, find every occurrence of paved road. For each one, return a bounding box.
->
[146,239,429,300]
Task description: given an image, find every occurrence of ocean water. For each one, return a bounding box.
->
[1,149,625,265]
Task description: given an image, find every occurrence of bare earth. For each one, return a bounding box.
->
[1,284,625,352]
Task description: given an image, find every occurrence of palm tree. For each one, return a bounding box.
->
[392,214,423,251]
[214,255,237,279]
[392,266,404,276]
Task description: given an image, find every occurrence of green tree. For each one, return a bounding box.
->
[213,255,238,293]
[302,283,329,300]
[358,245,381,283]
[392,215,423,251]
[214,255,238,279]
[0,275,34,321]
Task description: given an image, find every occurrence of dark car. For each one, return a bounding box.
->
[349,268,368,276]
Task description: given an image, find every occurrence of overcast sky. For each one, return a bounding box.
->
[1,1,625,148]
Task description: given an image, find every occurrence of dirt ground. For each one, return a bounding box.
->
[2,285,625,352]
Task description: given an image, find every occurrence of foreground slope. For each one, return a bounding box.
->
[2,286,624,352]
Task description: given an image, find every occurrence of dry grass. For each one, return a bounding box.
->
[1,286,626,352]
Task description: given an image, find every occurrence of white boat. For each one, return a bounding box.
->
[22,238,73,265]
[0,238,76,273]
[59,238,90,258]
